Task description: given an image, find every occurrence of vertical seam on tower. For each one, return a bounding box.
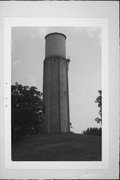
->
[43,60,45,133]
[66,60,70,132]
[58,57,61,133]
[49,58,51,133]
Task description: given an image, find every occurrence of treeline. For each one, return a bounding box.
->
[12,82,43,142]
[82,127,102,136]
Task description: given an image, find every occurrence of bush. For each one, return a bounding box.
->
[82,127,102,136]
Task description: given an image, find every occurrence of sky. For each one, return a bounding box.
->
[12,27,101,133]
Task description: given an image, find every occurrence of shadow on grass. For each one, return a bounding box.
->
[12,133,102,161]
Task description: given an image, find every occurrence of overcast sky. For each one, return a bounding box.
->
[12,27,101,133]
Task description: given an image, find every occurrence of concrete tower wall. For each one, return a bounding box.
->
[43,33,70,134]
[42,59,50,133]
[50,57,60,133]
[59,58,69,132]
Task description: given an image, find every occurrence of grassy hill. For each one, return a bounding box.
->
[12,133,101,161]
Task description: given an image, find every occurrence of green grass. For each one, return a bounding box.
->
[12,133,101,161]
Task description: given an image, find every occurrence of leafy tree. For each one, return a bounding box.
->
[12,82,43,141]
[82,90,102,136]
[95,90,102,124]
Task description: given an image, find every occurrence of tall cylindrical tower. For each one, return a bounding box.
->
[42,32,70,133]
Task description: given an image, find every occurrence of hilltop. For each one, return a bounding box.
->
[12,133,101,161]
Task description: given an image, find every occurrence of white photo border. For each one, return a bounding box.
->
[4,17,109,169]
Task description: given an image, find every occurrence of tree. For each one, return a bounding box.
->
[12,82,43,141]
[82,127,102,136]
[95,90,102,124]
[82,90,102,136]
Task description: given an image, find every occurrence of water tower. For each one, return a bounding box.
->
[42,32,70,133]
